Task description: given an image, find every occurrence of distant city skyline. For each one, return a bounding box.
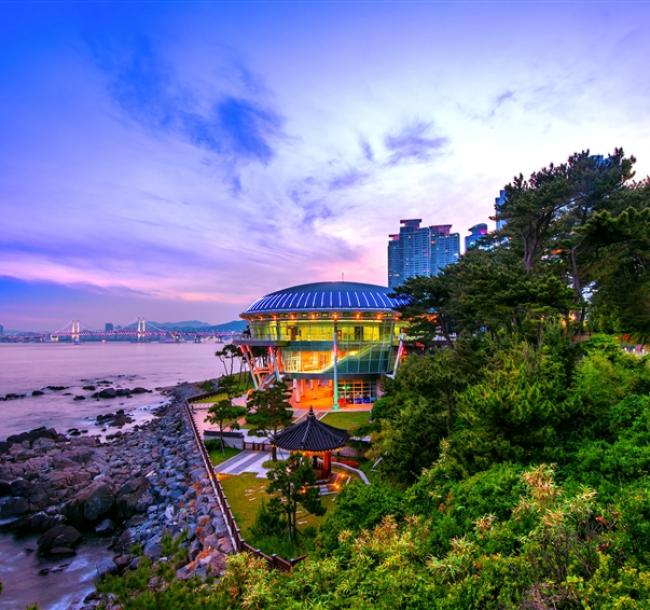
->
[2,2,650,330]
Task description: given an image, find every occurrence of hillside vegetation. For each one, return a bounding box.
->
[99,149,650,608]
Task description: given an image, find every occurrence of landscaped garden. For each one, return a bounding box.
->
[205,441,240,466]
[320,410,370,432]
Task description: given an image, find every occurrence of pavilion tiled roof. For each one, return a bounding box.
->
[272,408,349,452]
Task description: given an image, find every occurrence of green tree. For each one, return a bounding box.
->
[206,399,246,453]
[215,343,242,377]
[266,454,324,542]
[581,206,650,340]
[246,380,293,460]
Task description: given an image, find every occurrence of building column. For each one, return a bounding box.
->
[293,378,300,403]
[323,451,331,476]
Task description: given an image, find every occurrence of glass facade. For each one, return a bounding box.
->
[388,219,460,289]
[236,281,407,407]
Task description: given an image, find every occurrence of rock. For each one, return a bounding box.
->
[82,385,96,391]
[0,480,11,496]
[93,388,118,399]
[48,546,76,557]
[9,478,31,496]
[143,538,161,561]
[111,530,131,553]
[46,386,68,391]
[113,554,131,570]
[31,390,44,396]
[6,427,60,446]
[115,476,154,519]
[15,511,64,535]
[0,496,29,518]
[131,387,149,394]
[37,525,81,556]
[73,395,86,401]
[95,517,115,536]
[64,479,114,525]
[67,428,81,436]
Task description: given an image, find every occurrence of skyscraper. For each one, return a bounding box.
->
[465,223,488,251]
[388,219,460,289]
[494,189,507,230]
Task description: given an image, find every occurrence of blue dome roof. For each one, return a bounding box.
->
[243,281,407,315]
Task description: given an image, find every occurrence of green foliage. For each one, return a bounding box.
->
[266,454,325,542]
[97,148,650,609]
[206,399,246,452]
[317,481,403,553]
[246,381,293,457]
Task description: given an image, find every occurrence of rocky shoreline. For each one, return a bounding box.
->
[0,390,231,609]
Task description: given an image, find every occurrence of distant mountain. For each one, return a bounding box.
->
[152,320,212,329]
[149,320,247,332]
[206,320,247,332]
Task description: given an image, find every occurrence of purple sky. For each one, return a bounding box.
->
[1,2,649,331]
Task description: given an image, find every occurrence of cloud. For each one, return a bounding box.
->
[359,137,374,161]
[91,35,284,164]
[384,121,449,164]
[328,168,368,191]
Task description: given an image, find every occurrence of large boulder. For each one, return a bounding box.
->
[6,427,60,446]
[37,524,81,556]
[0,496,29,518]
[64,479,114,525]
[115,476,154,519]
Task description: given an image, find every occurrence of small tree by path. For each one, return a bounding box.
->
[266,454,324,542]
[206,399,246,453]
[215,344,242,377]
[246,381,293,460]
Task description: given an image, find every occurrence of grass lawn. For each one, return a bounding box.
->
[358,458,384,484]
[192,392,228,404]
[220,473,336,534]
[321,411,371,431]
[206,444,241,466]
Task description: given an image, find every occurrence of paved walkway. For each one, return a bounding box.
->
[214,449,289,478]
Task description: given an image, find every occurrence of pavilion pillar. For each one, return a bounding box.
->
[323,451,331,476]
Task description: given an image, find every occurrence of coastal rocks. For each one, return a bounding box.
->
[2,393,231,605]
[5,427,63,447]
[95,517,115,536]
[31,390,45,396]
[96,410,134,428]
[45,386,68,391]
[0,496,29,518]
[37,524,81,556]
[92,387,152,400]
[0,393,27,401]
[64,479,114,525]
[115,476,153,519]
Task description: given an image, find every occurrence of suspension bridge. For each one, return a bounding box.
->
[41,318,241,343]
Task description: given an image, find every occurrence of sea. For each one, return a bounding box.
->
[0,341,227,610]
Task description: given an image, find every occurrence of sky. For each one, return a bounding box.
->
[1,1,649,331]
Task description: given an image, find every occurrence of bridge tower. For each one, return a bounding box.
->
[71,320,81,343]
[137,317,146,341]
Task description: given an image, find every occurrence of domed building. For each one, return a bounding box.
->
[236,281,408,410]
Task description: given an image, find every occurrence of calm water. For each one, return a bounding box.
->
[0,341,227,609]
[0,342,226,438]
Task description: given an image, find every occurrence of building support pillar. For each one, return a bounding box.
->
[332,324,339,411]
